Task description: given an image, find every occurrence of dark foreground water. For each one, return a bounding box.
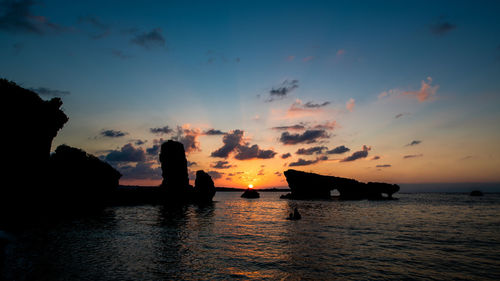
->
[2,193,500,280]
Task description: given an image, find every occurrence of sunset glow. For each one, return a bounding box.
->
[1,0,499,190]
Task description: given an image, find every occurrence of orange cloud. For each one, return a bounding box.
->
[346,98,355,112]
[303,56,314,62]
[402,77,438,102]
[379,77,439,102]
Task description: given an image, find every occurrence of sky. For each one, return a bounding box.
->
[1,0,500,188]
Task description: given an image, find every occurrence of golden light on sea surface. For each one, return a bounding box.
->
[248,184,254,189]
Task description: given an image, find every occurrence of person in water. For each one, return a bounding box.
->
[288,207,301,220]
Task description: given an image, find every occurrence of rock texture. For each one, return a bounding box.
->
[282,169,399,200]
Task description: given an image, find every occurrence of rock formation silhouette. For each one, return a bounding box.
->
[1,79,68,222]
[241,188,260,198]
[160,140,190,190]
[282,169,399,200]
[49,145,122,209]
[470,190,483,196]
[0,79,124,224]
[159,140,216,202]
[194,170,216,201]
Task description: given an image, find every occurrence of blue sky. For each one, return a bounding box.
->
[1,0,500,187]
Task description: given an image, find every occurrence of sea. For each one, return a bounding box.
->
[2,192,500,280]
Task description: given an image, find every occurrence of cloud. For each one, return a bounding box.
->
[210,129,276,160]
[257,169,265,176]
[395,113,404,118]
[406,140,422,146]
[29,87,70,97]
[150,126,173,135]
[131,28,166,49]
[289,156,328,167]
[341,145,371,162]
[207,170,223,179]
[119,162,162,180]
[336,49,345,56]
[287,99,329,116]
[287,55,295,61]
[279,129,329,145]
[326,145,350,154]
[281,153,292,159]
[271,124,307,131]
[134,139,146,145]
[211,160,233,169]
[303,56,314,62]
[403,154,423,159]
[376,164,391,168]
[346,98,355,112]
[371,156,381,160]
[105,143,146,162]
[312,121,337,130]
[296,146,328,155]
[303,101,330,108]
[402,77,438,102]
[234,144,276,160]
[430,21,456,36]
[380,77,438,102]
[211,129,244,158]
[187,161,197,167]
[267,79,299,102]
[172,125,201,153]
[203,129,226,135]
[100,129,128,138]
[146,144,160,156]
[0,0,63,34]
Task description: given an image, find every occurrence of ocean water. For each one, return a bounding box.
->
[2,192,500,280]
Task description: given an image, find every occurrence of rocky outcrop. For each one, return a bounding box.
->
[1,79,68,220]
[194,170,216,201]
[470,190,483,196]
[49,145,122,208]
[282,169,399,200]
[159,140,216,202]
[241,188,260,198]
[160,140,190,191]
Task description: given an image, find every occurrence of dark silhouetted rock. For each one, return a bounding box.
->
[194,170,216,201]
[1,79,68,221]
[470,190,483,196]
[49,145,122,209]
[241,188,260,198]
[282,169,399,200]
[158,140,216,203]
[160,140,190,191]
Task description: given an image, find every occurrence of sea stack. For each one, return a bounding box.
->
[159,140,216,202]
[241,188,260,198]
[282,169,399,200]
[194,170,216,201]
[159,140,190,193]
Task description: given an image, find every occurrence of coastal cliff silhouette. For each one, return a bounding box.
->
[0,79,123,224]
[282,169,400,200]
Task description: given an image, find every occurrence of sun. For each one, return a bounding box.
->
[248,184,254,189]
